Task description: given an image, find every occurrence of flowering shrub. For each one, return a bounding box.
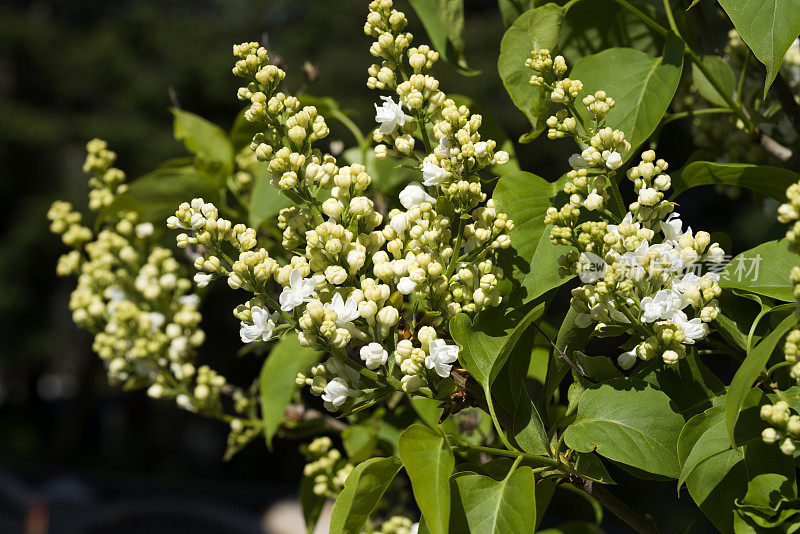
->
[49,0,800,532]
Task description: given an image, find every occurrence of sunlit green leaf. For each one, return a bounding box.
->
[570,35,684,153]
[450,467,536,533]
[671,161,800,200]
[725,313,797,447]
[691,56,736,107]
[720,240,796,302]
[498,5,563,136]
[399,425,454,534]
[564,377,684,478]
[717,0,800,95]
[329,456,403,534]
[259,334,321,448]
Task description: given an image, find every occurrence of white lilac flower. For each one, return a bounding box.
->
[640,289,686,323]
[661,213,689,242]
[602,150,623,170]
[322,377,353,407]
[179,294,201,308]
[399,182,435,209]
[617,348,638,370]
[473,141,487,156]
[674,272,701,293]
[194,272,213,288]
[325,293,360,326]
[390,212,409,234]
[148,312,166,331]
[421,160,449,186]
[279,268,315,311]
[672,310,707,344]
[374,96,411,134]
[359,342,388,370]
[397,276,417,294]
[409,523,419,534]
[240,306,278,343]
[425,339,460,378]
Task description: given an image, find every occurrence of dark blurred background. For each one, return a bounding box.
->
[0,0,788,532]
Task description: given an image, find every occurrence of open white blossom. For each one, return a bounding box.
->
[240,306,278,343]
[397,276,417,294]
[661,213,689,242]
[279,268,316,311]
[672,310,707,344]
[602,150,623,169]
[322,377,353,408]
[374,96,411,134]
[421,160,448,186]
[399,182,435,209]
[425,339,459,378]
[640,289,686,323]
[325,293,360,326]
[359,343,388,370]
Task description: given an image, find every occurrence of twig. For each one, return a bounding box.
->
[580,479,660,534]
[760,134,793,162]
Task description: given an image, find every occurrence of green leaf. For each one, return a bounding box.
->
[677,394,795,533]
[721,240,796,302]
[671,161,800,200]
[300,475,327,534]
[691,56,736,107]
[450,467,536,533]
[100,167,218,226]
[342,424,379,464]
[725,313,797,447]
[574,452,616,485]
[399,425,455,534]
[570,34,684,153]
[563,377,685,478]
[171,108,233,186]
[717,0,800,95]
[645,350,725,418]
[407,0,477,75]
[259,334,321,449]
[248,162,292,229]
[172,108,233,163]
[497,5,563,136]
[450,300,550,455]
[677,404,750,532]
[497,0,532,28]
[329,456,403,534]
[734,474,800,532]
[492,171,572,302]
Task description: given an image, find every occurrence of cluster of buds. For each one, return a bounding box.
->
[300,437,354,498]
[761,401,800,455]
[534,52,725,368]
[48,141,256,421]
[775,180,800,387]
[82,138,128,210]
